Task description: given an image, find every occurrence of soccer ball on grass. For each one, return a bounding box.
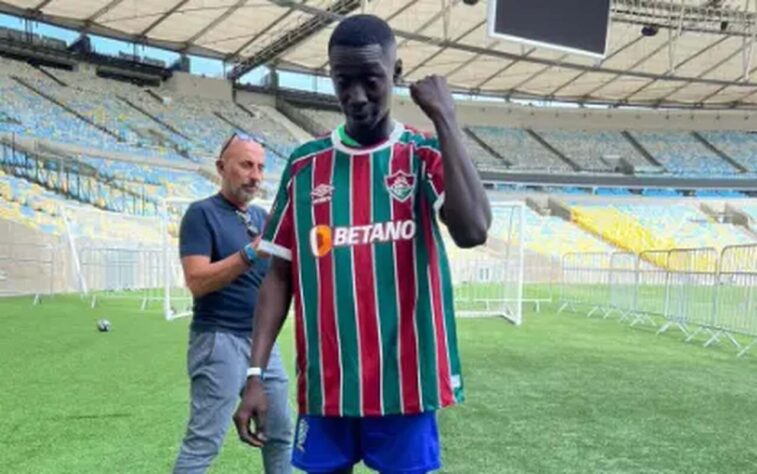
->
[97,319,111,332]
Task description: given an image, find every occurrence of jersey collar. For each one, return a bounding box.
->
[331,121,405,155]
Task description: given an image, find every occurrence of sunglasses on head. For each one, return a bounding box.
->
[219,132,260,158]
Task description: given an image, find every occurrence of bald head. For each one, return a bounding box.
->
[216,135,265,208]
[220,135,265,163]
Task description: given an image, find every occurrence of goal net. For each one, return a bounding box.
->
[61,201,192,321]
[60,204,163,309]
[160,198,194,321]
[448,201,525,325]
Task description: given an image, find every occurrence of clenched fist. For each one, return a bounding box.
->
[409,75,456,122]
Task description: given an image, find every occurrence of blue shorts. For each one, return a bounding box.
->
[291,412,441,474]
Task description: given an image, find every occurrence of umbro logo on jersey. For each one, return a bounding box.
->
[310,184,334,205]
[385,171,415,202]
[309,221,417,257]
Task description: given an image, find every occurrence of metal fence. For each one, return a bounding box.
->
[608,251,637,320]
[523,252,559,312]
[558,244,757,357]
[558,252,612,317]
[716,245,757,357]
[633,250,670,326]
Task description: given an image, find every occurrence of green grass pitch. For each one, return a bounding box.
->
[2,289,756,473]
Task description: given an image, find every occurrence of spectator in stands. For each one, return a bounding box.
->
[173,133,293,474]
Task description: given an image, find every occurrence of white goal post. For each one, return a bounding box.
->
[160,198,194,321]
[448,201,525,325]
[60,200,192,321]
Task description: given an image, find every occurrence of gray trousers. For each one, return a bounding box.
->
[173,330,293,474]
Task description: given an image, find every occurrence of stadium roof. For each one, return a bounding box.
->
[1,0,756,109]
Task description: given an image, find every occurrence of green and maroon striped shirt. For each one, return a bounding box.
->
[260,122,463,417]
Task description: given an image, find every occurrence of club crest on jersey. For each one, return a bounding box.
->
[309,220,417,257]
[310,184,334,205]
[385,171,415,202]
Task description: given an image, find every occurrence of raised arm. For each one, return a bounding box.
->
[410,75,492,248]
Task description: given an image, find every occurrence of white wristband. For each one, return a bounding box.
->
[246,367,263,378]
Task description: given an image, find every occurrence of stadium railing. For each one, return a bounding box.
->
[558,244,757,357]
[666,247,719,342]
[635,250,671,326]
[557,251,612,317]
[716,244,757,357]
[607,251,637,320]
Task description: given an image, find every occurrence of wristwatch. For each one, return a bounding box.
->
[246,367,264,379]
[240,243,257,266]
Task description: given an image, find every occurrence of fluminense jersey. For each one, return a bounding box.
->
[260,121,463,417]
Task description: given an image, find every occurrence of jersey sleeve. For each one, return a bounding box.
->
[416,136,445,213]
[260,161,295,261]
[179,204,212,258]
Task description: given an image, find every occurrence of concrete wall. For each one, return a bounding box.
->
[0,219,71,296]
[235,90,277,108]
[72,62,98,78]
[162,72,232,101]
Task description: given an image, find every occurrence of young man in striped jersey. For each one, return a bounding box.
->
[234,14,492,473]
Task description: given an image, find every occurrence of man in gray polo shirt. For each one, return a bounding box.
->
[173,134,293,474]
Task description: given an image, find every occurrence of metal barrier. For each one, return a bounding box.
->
[716,244,757,357]
[560,244,757,358]
[451,251,524,326]
[632,250,670,327]
[663,248,718,340]
[523,252,559,312]
[558,252,611,317]
[608,252,637,320]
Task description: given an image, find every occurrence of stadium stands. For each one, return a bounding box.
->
[629,131,738,176]
[613,204,752,249]
[741,205,757,222]
[301,107,342,133]
[0,58,117,148]
[1,163,193,244]
[1,53,755,259]
[698,131,757,172]
[571,205,675,256]
[0,60,293,173]
[0,169,67,234]
[490,206,614,256]
[468,126,572,172]
[77,156,216,202]
[537,129,650,171]
[571,202,754,252]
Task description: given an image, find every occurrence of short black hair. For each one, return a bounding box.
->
[328,14,396,52]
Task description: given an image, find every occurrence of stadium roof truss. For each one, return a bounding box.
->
[1,0,756,109]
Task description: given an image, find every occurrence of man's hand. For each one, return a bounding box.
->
[233,377,268,448]
[410,75,456,122]
[251,236,270,259]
